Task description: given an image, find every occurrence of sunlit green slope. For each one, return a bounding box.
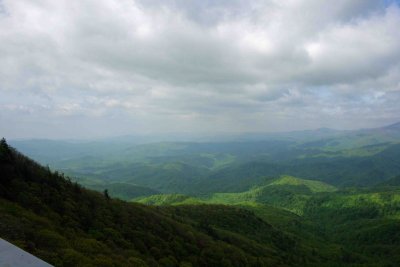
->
[135,177,400,266]
[5,140,349,266]
[136,175,337,214]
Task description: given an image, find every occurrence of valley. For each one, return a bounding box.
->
[3,122,400,266]
[3,1,400,265]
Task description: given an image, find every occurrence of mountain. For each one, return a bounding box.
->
[38,141,400,195]
[136,177,400,266]
[381,121,400,131]
[2,139,400,265]
[136,176,337,214]
[267,176,337,193]
[9,121,400,196]
[378,175,400,187]
[134,194,200,206]
[304,187,400,265]
[1,139,345,267]
[83,182,160,201]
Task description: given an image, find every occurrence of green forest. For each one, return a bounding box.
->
[3,0,400,266]
[2,122,400,267]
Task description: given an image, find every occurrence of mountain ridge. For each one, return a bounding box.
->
[0,140,335,266]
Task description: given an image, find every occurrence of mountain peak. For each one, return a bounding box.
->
[383,121,400,131]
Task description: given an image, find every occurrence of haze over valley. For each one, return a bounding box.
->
[1,0,400,266]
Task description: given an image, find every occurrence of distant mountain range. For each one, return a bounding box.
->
[9,120,400,144]
[6,121,400,199]
[1,142,399,266]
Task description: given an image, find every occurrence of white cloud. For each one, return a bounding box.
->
[0,0,399,138]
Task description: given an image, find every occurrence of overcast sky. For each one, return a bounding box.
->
[1,0,400,139]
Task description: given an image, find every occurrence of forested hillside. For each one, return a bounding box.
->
[137,176,400,266]
[1,139,400,266]
[0,139,349,267]
[3,0,400,265]
[11,123,400,198]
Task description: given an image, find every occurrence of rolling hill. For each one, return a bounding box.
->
[2,138,400,265]
[136,176,400,266]
[1,139,347,267]
[10,122,400,197]
[135,176,337,214]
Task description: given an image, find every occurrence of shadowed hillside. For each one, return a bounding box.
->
[1,139,343,267]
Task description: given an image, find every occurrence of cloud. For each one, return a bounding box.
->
[0,0,400,138]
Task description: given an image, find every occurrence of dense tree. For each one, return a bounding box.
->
[1,141,400,266]
[0,143,318,266]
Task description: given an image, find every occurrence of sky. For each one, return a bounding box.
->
[1,0,400,139]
